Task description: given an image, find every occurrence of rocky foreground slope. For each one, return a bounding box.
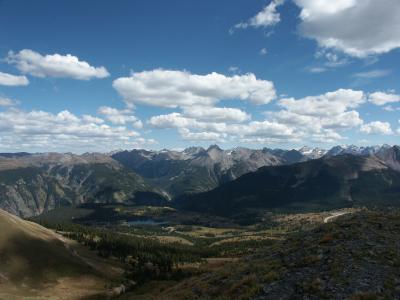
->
[137,210,400,300]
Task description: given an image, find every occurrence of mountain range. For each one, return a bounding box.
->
[0,144,399,218]
[111,144,397,197]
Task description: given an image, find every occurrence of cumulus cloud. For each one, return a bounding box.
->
[294,0,400,57]
[148,112,296,143]
[368,92,400,106]
[360,121,393,135]
[148,113,218,131]
[263,89,366,143]
[98,106,143,128]
[113,69,276,108]
[233,0,285,31]
[7,49,109,80]
[147,89,370,144]
[82,114,104,124]
[228,120,295,138]
[0,71,29,86]
[182,106,250,123]
[179,128,226,142]
[278,89,365,117]
[0,109,154,152]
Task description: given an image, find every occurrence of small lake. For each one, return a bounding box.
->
[125,219,167,226]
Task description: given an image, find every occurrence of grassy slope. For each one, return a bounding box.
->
[0,209,114,300]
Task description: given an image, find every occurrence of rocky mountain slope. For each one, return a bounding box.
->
[0,153,167,217]
[177,147,400,216]
[112,145,310,197]
[112,144,397,198]
[149,210,400,300]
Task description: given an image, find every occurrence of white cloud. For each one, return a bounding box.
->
[228,66,241,74]
[146,88,398,144]
[278,89,365,117]
[0,97,17,107]
[368,92,400,106]
[148,113,215,131]
[353,70,391,79]
[307,67,327,73]
[308,50,349,72]
[260,48,268,55]
[323,52,349,67]
[227,120,295,138]
[148,113,296,142]
[179,128,225,142]
[7,49,109,80]
[313,50,350,68]
[148,89,368,144]
[268,89,366,143]
[233,0,285,30]
[360,121,393,135]
[182,106,250,123]
[113,69,276,107]
[383,105,400,112]
[296,0,357,19]
[82,114,104,124]
[0,109,154,152]
[98,106,143,128]
[294,0,400,57]
[0,71,29,86]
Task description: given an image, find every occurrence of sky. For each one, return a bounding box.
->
[0,0,399,153]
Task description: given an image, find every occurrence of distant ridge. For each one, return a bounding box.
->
[176,147,400,216]
[112,144,398,197]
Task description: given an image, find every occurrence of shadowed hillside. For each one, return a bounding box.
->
[177,154,400,216]
[0,209,111,300]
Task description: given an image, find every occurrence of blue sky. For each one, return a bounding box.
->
[0,0,399,152]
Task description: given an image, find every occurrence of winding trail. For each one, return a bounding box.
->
[324,211,350,224]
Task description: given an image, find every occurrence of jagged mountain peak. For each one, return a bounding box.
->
[207,144,223,152]
[183,146,206,156]
[298,146,327,159]
[332,144,397,157]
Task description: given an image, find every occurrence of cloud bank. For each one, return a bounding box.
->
[113,69,277,108]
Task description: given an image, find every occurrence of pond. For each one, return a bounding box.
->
[125,219,167,226]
